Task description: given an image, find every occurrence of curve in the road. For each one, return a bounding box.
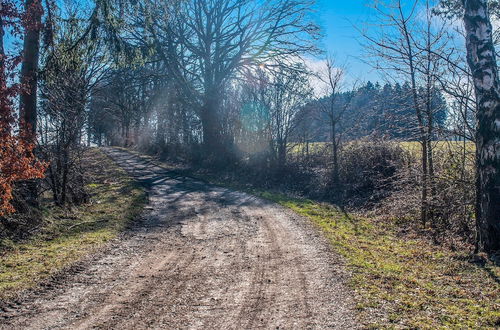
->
[1,148,356,329]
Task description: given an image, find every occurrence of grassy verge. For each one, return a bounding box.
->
[129,149,499,328]
[0,149,146,300]
[259,193,499,328]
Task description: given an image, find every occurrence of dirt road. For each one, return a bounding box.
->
[1,148,356,329]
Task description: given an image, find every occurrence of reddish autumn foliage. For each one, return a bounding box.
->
[0,0,46,216]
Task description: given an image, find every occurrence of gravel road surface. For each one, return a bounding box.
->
[1,148,356,329]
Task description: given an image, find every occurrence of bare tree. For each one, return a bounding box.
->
[362,0,451,226]
[316,58,354,189]
[268,64,313,169]
[439,57,477,234]
[39,0,110,205]
[129,0,319,160]
[237,63,313,169]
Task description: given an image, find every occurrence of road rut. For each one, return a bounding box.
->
[1,148,356,329]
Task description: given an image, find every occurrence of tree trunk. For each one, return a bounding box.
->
[61,148,69,205]
[19,0,43,208]
[401,13,430,227]
[157,107,167,148]
[277,140,286,169]
[426,90,435,226]
[331,121,340,187]
[20,0,42,135]
[201,93,224,159]
[463,0,500,253]
[421,139,429,227]
[0,15,5,77]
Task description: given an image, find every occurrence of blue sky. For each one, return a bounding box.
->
[4,0,411,84]
[313,0,381,82]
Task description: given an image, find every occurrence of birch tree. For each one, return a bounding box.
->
[462,0,500,253]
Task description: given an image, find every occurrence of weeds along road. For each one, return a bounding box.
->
[1,148,356,329]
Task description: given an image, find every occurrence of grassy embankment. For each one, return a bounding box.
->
[130,148,499,328]
[0,149,146,300]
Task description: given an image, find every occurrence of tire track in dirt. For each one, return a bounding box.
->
[0,148,357,329]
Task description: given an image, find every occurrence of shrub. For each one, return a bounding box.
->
[337,139,407,206]
[380,141,476,247]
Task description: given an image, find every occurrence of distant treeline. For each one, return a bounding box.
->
[295,81,448,143]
